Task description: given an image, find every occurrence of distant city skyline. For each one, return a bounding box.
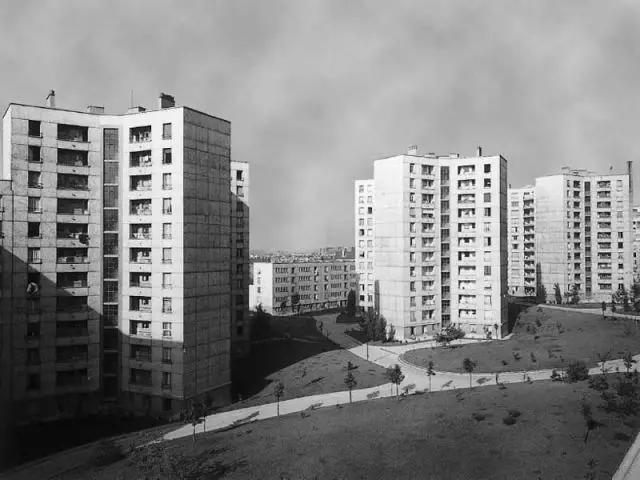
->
[2,1,640,251]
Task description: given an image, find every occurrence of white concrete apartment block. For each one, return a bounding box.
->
[359,146,508,341]
[354,179,375,312]
[507,186,536,297]
[535,167,634,303]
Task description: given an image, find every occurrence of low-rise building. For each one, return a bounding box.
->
[249,260,357,314]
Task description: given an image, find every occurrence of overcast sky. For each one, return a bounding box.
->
[1,0,640,251]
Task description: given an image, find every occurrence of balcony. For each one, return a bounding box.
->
[57,255,89,264]
[130,200,152,216]
[58,149,88,167]
[130,126,152,144]
[130,175,152,192]
[57,174,89,191]
[56,328,89,338]
[129,376,153,387]
[130,150,152,168]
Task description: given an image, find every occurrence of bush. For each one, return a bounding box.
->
[566,360,589,383]
[502,416,517,426]
[471,412,486,422]
[550,369,563,382]
[507,409,522,418]
[588,375,609,392]
[614,431,632,442]
[87,439,125,467]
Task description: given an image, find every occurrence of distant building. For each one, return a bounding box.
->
[249,259,357,314]
[356,146,509,341]
[354,179,375,312]
[0,91,236,427]
[533,165,633,303]
[633,205,640,280]
[507,186,536,297]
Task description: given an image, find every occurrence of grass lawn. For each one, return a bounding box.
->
[403,306,640,374]
[70,379,637,480]
[227,316,388,410]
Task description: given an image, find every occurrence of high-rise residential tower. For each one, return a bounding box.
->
[507,186,536,297]
[534,165,633,303]
[354,179,375,312]
[356,146,509,341]
[0,92,239,428]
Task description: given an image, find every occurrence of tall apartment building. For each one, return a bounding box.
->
[230,161,250,359]
[249,259,357,314]
[0,91,240,427]
[356,146,508,341]
[354,179,375,312]
[534,165,634,302]
[507,186,536,297]
[633,205,640,280]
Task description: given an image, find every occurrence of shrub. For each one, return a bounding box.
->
[588,375,609,392]
[508,409,522,418]
[567,360,589,382]
[502,416,517,426]
[551,369,563,382]
[614,432,632,442]
[472,412,486,422]
[512,351,521,361]
[501,360,509,366]
[87,439,125,467]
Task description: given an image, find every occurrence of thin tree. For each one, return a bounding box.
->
[385,364,405,397]
[344,361,358,403]
[601,301,607,320]
[597,350,612,375]
[274,381,285,417]
[426,361,436,392]
[553,283,562,304]
[187,402,204,444]
[623,352,637,375]
[462,358,477,389]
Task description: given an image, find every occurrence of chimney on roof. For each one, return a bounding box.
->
[86,105,105,114]
[158,93,175,109]
[407,145,418,155]
[476,146,482,157]
[46,90,55,108]
[127,106,146,114]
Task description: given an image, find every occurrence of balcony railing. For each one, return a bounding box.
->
[131,232,151,240]
[129,377,153,387]
[131,329,152,337]
[56,355,89,363]
[130,256,152,264]
[57,280,88,288]
[130,207,152,216]
[57,256,89,264]
[131,353,152,362]
[131,281,151,288]
[56,328,89,338]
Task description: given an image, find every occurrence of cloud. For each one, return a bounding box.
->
[2,0,640,250]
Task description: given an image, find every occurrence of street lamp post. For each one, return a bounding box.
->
[366,341,369,361]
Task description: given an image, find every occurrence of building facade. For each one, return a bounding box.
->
[354,179,375,312]
[249,260,357,314]
[0,92,239,426]
[534,165,634,303]
[507,186,536,297]
[356,146,508,341]
[633,205,640,280]
[230,161,250,359]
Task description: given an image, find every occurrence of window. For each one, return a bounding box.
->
[484,237,492,247]
[236,170,244,181]
[162,123,172,140]
[162,273,172,288]
[27,374,40,390]
[484,207,491,217]
[483,222,491,233]
[163,148,172,164]
[159,347,172,365]
[409,163,415,173]
[28,120,41,137]
[130,126,151,143]
[484,164,491,173]
[162,298,172,314]
[28,146,41,163]
[28,171,42,188]
[409,178,415,189]
[236,186,244,197]
[162,248,172,264]
[162,223,172,240]
[28,248,41,263]
[484,178,491,188]
[162,173,172,190]
[27,222,41,238]
[163,198,172,215]
[162,372,172,387]
[484,193,491,203]
[28,197,41,213]
[484,266,492,276]
[58,124,88,142]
